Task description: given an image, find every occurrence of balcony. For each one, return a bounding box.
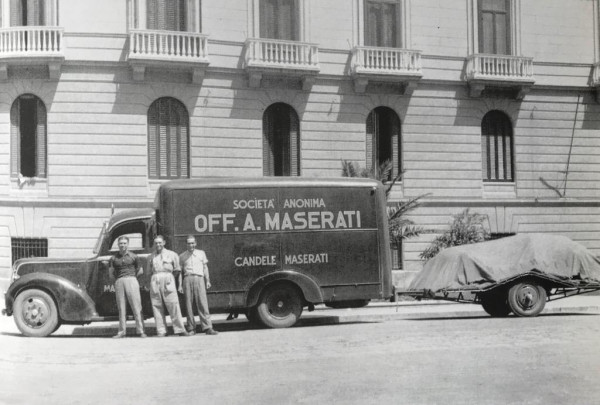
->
[244,38,320,90]
[351,46,422,93]
[0,26,64,80]
[591,62,600,101]
[128,29,209,83]
[466,54,534,99]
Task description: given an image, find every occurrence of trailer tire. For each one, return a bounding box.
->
[256,283,303,328]
[508,281,547,317]
[480,293,511,317]
[245,306,260,325]
[13,289,60,337]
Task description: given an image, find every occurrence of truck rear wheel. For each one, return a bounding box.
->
[480,293,511,317]
[507,281,547,317]
[14,289,60,337]
[256,283,303,328]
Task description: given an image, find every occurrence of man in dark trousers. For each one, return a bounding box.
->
[109,236,146,338]
[178,235,218,335]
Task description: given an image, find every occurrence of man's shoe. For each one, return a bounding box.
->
[156,332,167,337]
[139,333,147,338]
[204,328,219,335]
[112,333,125,339]
[187,330,195,336]
[176,331,191,337]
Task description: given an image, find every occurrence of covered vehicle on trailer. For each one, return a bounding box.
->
[405,234,600,317]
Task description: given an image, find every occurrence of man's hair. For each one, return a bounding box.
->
[117,236,129,243]
[186,235,196,243]
[155,235,165,243]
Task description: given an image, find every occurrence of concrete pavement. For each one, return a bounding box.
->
[2,295,600,337]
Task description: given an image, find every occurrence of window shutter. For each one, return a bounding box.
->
[289,109,299,176]
[10,99,20,178]
[158,100,168,177]
[482,110,513,181]
[260,0,274,39]
[179,104,189,177]
[391,114,400,180]
[147,0,157,29]
[365,111,375,170]
[263,109,273,176]
[148,101,158,178]
[27,0,44,26]
[10,0,22,26]
[35,99,46,178]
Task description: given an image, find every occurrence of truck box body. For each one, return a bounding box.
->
[4,177,392,335]
[157,178,392,310]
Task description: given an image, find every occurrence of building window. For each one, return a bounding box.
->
[148,97,189,179]
[478,0,510,54]
[482,110,513,182]
[147,0,187,31]
[11,237,48,264]
[391,241,403,270]
[365,0,401,48]
[260,0,298,40]
[11,94,47,179]
[10,0,47,26]
[366,107,401,182]
[263,103,300,176]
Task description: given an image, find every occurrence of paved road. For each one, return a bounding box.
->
[2,311,600,405]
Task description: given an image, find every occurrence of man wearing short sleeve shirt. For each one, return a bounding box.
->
[148,235,189,337]
[178,235,218,335]
[109,236,145,338]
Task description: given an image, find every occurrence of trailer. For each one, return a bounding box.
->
[398,234,600,317]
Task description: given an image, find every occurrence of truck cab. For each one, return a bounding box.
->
[3,208,155,337]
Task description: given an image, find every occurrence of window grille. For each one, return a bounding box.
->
[11,238,48,264]
[481,110,513,182]
[263,103,300,177]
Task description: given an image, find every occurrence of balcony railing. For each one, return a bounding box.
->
[351,46,422,76]
[245,38,319,71]
[467,54,533,81]
[128,29,209,63]
[0,26,63,58]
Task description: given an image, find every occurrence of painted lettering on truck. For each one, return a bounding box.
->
[194,198,362,234]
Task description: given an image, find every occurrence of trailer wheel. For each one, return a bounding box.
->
[13,289,60,337]
[480,293,511,317]
[507,281,547,317]
[256,283,303,328]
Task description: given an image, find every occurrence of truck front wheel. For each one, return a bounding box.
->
[507,281,547,317]
[13,289,60,337]
[256,283,303,328]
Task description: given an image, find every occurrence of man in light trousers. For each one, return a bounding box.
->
[178,235,218,335]
[109,236,145,338]
[148,235,189,337]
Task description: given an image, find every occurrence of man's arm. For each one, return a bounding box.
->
[134,254,143,277]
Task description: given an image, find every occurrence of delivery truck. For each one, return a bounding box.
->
[3,177,392,336]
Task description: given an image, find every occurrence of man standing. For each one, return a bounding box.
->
[148,235,189,337]
[178,235,218,335]
[109,236,146,338]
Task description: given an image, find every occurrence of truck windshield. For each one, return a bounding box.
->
[93,222,107,255]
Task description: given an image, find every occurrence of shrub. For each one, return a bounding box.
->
[419,208,490,261]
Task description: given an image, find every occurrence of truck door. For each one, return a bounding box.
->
[94,220,153,317]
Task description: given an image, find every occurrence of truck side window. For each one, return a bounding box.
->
[110,233,144,252]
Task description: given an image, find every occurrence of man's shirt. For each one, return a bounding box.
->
[150,248,180,274]
[109,251,139,279]
[179,249,208,277]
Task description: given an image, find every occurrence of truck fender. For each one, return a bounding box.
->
[5,272,98,322]
[245,270,323,308]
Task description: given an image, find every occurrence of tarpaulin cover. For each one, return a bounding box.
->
[408,233,600,292]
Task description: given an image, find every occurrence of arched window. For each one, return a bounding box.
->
[263,103,300,176]
[11,94,47,178]
[147,0,187,31]
[481,110,513,182]
[366,107,401,182]
[148,97,189,179]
